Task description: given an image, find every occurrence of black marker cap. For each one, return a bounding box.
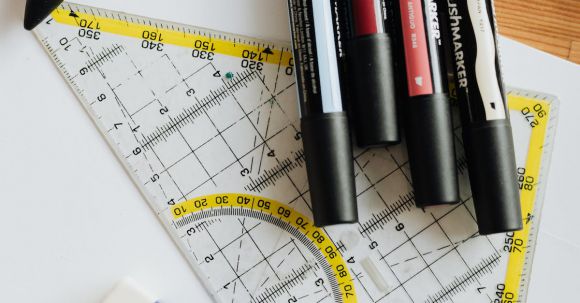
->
[301,112,358,226]
[24,0,64,30]
[346,34,400,147]
[405,93,459,206]
[464,120,523,235]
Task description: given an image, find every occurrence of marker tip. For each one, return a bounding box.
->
[24,0,64,30]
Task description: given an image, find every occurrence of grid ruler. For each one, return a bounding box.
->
[34,3,558,303]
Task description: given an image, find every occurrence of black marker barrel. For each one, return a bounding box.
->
[346,0,400,147]
[446,0,522,234]
[395,0,459,206]
[287,0,358,226]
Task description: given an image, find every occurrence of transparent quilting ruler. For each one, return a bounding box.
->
[34,2,558,302]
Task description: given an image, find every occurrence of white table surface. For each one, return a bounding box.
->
[0,0,579,302]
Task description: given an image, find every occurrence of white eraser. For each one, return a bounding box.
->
[102,278,159,303]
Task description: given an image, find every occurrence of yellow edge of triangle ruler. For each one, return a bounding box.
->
[503,95,553,303]
[51,6,293,67]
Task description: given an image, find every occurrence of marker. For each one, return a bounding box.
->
[24,0,64,30]
[396,0,459,206]
[287,0,358,226]
[346,0,400,147]
[447,0,522,234]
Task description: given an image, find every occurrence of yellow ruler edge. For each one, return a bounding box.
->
[50,7,293,67]
[172,193,357,303]
[504,95,551,302]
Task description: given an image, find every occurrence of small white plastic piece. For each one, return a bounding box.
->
[102,278,159,303]
[361,257,390,293]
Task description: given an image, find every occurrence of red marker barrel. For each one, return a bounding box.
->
[396,0,459,206]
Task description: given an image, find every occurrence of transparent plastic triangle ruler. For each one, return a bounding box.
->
[34,3,558,303]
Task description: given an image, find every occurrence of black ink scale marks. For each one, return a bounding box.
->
[138,69,260,151]
[425,252,502,303]
[254,262,318,303]
[244,149,305,192]
[82,44,124,74]
[178,218,222,235]
[359,192,416,237]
